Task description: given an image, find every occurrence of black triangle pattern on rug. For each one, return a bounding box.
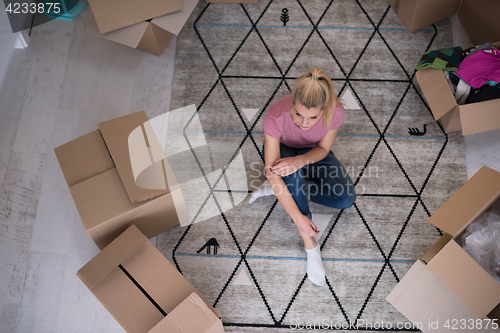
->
[170,0,450,331]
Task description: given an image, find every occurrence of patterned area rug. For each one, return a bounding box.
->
[157,0,467,331]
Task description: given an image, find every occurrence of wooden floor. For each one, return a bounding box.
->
[1,7,500,333]
[0,7,177,332]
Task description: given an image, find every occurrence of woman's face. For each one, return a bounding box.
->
[290,101,323,130]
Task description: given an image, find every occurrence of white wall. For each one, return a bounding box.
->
[0,2,18,92]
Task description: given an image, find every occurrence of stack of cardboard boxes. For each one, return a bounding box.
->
[388,0,500,135]
[55,111,225,332]
[58,0,261,327]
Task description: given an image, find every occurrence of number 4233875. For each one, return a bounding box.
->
[5,3,61,14]
[443,318,498,330]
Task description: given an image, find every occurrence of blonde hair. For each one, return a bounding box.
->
[291,68,343,128]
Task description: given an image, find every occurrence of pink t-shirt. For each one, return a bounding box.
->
[263,95,345,148]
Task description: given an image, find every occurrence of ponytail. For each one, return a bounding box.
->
[291,68,343,127]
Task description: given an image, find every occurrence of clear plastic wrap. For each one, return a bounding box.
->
[457,203,500,282]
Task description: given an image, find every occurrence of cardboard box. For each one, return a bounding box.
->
[387,0,461,33]
[416,42,500,135]
[77,225,224,333]
[387,166,500,332]
[88,0,183,34]
[85,0,199,56]
[387,0,500,45]
[55,111,189,250]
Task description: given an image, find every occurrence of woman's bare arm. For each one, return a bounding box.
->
[264,133,319,237]
[271,129,338,177]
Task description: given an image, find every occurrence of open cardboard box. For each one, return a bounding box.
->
[77,225,225,333]
[88,0,183,34]
[387,0,500,45]
[415,42,500,135]
[387,166,500,332]
[85,0,198,55]
[55,111,189,250]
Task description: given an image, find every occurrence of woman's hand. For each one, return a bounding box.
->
[270,156,305,177]
[295,214,320,237]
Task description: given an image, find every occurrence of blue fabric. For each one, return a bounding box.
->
[263,144,357,220]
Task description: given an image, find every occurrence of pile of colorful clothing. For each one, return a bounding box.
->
[417,43,500,105]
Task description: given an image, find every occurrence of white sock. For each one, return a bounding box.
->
[305,244,326,287]
[249,180,274,204]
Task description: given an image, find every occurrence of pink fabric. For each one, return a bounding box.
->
[456,48,500,89]
[263,95,345,148]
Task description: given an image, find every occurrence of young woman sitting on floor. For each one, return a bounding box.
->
[252,68,356,286]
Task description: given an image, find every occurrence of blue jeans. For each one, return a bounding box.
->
[264,144,356,218]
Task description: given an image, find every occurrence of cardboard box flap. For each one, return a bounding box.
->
[86,14,148,48]
[428,166,500,237]
[427,240,500,318]
[136,24,173,57]
[459,98,500,136]
[121,241,220,318]
[440,106,462,134]
[70,168,139,233]
[127,117,171,191]
[386,260,482,332]
[98,111,169,203]
[412,0,461,33]
[88,0,183,34]
[149,292,224,333]
[128,117,180,192]
[416,68,458,121]
[458,0,500,45]
[54,130,114,187]
[91,267,165,333]
[77,225,147,287]
[421,233,452,264]
[152,0,199,36]
[69,167,183,250]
